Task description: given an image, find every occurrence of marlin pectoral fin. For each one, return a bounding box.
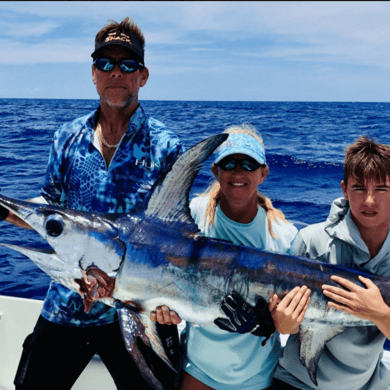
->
[142,315,177,372]
[118,307,175,390]
[145,134,228,232]
[299,324,347,386]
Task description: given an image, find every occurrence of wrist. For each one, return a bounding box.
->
[371,304,390,327]
[288,325,300,334]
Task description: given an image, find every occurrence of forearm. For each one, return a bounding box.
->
[3,196,46,230]
[371,306,390,339]
[5,210,32,229]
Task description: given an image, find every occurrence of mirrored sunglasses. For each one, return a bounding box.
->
[216,156,262,171]
[93,58,143,73]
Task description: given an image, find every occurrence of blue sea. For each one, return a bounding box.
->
[2,98,390,301]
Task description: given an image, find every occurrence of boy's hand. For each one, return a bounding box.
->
[322,275,388,322]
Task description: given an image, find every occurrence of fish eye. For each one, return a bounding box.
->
[45,215,64,237]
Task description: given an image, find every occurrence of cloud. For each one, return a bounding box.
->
[1,1,390,101]
[142,32,181,45]
[0,39,92,64]
[0,21,60,37]
[0,1,389,73]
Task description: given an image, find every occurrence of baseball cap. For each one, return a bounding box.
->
[91,30,145,66]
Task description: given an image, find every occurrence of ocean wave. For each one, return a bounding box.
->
[271,199,332,225]
[266,153,343,171]
[2,98,390,299]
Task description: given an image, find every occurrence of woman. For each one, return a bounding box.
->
[152,124,311,390]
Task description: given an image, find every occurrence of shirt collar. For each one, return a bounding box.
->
[86,103,147,135]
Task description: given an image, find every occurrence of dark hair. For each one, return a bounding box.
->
[344,136,390,186]
[95,17,145,48]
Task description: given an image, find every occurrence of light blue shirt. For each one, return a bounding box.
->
[184,196,297,390]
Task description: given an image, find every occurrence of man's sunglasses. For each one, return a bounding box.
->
[93,58,143,73]
[216,156,262,171]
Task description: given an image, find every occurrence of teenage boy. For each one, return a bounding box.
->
[273,136,390,390]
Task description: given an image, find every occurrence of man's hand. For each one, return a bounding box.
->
[75,267,116,313]
[322,275,388,322]
[214,291,276,344]
[150,306,182,325]
[269,286,311,334]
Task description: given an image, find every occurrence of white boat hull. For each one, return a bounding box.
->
[1,295,389,390]
[0,295,115,390]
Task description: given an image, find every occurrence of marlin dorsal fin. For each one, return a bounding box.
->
[145,134,228,232]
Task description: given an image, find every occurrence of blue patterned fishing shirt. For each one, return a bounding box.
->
[40,104,184,326]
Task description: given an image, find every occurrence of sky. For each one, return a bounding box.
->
[2,1,390,102]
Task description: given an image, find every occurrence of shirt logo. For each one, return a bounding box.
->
[135,159,160,169]
[105,32,131,44]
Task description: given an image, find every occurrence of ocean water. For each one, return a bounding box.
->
[1,98,390,300]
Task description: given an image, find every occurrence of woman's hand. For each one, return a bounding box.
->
[269,286,311,334]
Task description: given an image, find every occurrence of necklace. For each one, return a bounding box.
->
[96,123,120,148]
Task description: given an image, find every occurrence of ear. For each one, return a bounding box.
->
[139,67,149,87]
[258,166,269,185]
[211,164,220,182]
[340,180,348,200]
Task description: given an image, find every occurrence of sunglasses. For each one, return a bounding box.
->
[93,58,143,73]
[216,156,262,171]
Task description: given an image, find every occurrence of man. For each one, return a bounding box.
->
[273,136,390,390]
[2,17,184,390]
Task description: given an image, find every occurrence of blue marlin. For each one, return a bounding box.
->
[1,134,390,389]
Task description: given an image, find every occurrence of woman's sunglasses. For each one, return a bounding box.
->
[93,58,143,73]
[216,156,262,171]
